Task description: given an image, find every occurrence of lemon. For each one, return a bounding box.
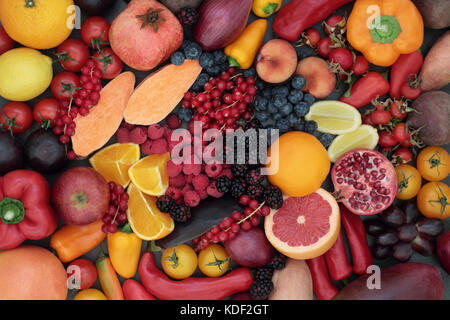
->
[305,101,362,135]
[327,125,379,162]
[128,153,170,196]
[0,48,53,101]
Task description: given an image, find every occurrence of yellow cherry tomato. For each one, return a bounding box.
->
[161,244,198,280]
[417,181,450,220]
[198,244,230,278]
[417,146,450,182]
[74,288,107,300]
[395,164,422,200]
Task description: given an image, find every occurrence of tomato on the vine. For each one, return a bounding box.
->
[0,25,14,55]
[417,181,450,220]
[198,244,230,278]
[33,98,60,127]
[51,71,81,101]
[0,102,33,135]
[81,16,110,49]
[67,258,97,290]
[161,244,198,280]
[93,47,123,79]
[395,164,422,200]
[417,146,450,182]
[56,39,90,72]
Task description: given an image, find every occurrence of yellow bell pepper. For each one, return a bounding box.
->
[224,19,268,69]
[107,223,142,279]
[252,0,282,18]
[347,0,424,67]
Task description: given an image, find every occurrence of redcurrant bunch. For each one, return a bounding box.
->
[101,182,129,234]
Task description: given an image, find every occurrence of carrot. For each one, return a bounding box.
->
[71,72,136,157]
[96,254,124,300]
[123,60,202,125]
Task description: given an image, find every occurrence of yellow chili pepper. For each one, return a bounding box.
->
[252,0,282,18]
[107,223,142,279]
[347,0,424,67]
[224,19,268,69]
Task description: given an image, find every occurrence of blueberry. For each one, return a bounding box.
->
[273,95,287,108]
[194,73,210,89]
[303,93,316,105]
[273,113,282,121]
[291,75,306,90]
[294,102,310,117]
[199,52,214,68]
[254,96,269,112]
[277,118,290,133]
[262,88,272,99]
[272,86,289,97]
[312,131,323,140]
[288,89,304,104]
[213,50,227,64]
[280,103,293,116]
[178,108,192,122]
[262,118,276,129]
[305,120,318,133]
[287,113,299,127]
[319,133,336,147]
[243,68,257,78]
[219,61,229,73]
[294,121,305,131]
[256,112,269,122]
[255,79,265,90]
[184,42,202,60]
[170,51,185,66]
[181,40,194,51]
[267,102,278,114]
[206,65,221,76]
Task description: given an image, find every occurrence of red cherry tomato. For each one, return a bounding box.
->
[351,55,369,76]
[329,48,353,70]
[317,37,333,58]
[0,25,14,55]
[81,16,110,49]
[67,259,98,290]
[93,47,123,79]
[51,71,81,101]
[304,28,321,47]
[324,15,345,35]
[56,39,90,72]
[0,102,33,134]
[400,82,421,100]
[33,98,60,126]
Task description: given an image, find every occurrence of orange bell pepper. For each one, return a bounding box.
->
[347,0,424,67]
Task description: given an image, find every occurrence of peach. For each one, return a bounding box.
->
[296,57,336,99]
[256,39,298,84]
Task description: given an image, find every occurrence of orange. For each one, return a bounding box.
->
[89,143,140,187]
[126,183,174,240]
[0,0,74,49]
[417,181,450,220]
[264,188,340,260]
[74,289,107,300]
[128,153,170,196]
[266,131,330,197]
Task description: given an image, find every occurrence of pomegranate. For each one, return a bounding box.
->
[332,149,397,216]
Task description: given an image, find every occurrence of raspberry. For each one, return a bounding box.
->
[166,160,183,177]
[141,139,153,155]
[147,124,164,140]
[205,162,222,178]
[181,184,193,195]
[120,121,136,131]
[183,163,202,176]
[129,127,148,144]
[197,188,208,200]
[150,138,168,154]
[185,174,195,184]
[175,196,184,205]
[166,186,182,201]
[169,174,186,188]
[218,168,233,180]
[184,190,200,207]
[192,174,209,192]
[166,113,182,130]
[206,180,224,198]
[163,125,173,139]
[116,128,131,143]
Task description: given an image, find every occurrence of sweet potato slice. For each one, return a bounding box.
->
[72,72,136,157]
[123,60,202,125]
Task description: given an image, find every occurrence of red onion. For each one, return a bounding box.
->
[194,0,252,51]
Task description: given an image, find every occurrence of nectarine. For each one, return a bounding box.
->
[256,39,297,84]
[296,57,336,99]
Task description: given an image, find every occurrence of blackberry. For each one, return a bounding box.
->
[170,51,185,66]
[254,266,274,281]
[247,184,265,202]
[199,52,214,68]
[263,186,283,209]
[245,168,263,185]
[216,176,232,193]
[177,7,199,25]
[169,204,192,223]
[156,195,175,213]
[269,252,287,270]
[229,178,247,199]
[231,164,248,177]
[250,280,273,300]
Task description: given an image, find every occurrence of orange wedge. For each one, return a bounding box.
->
[89,143,140,187]
[128,153,170,196]
[126,183,174,241]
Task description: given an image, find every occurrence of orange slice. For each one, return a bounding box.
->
[126,183,174,241]
[89,143,140,187]
[128,153,170,196]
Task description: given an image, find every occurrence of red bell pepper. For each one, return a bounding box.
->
[324,228,353,281]
[139,251,253,300]
[340,72,390,108]
[340,205,373,275]
[273,0,354,42]
[389,51,423,100]
[306,255,339,300]
[123,279,156,300]
[0,170,57,250]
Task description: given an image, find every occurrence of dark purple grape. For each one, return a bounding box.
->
[402,202,420,224]
[396,224,418,242]
[372,245,391,260]
[376,230,399,246]
[411,234,435,256]
[381,206,406,228]
[364,219,386,236]
[392,242,413,262]
[416,219,444,239]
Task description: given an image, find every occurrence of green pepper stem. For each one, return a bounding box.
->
[0,197,25,224]
[370,16,402,44]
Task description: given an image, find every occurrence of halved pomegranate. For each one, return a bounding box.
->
[332,149,397,216]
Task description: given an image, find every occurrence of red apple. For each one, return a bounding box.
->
[52,167,110,225]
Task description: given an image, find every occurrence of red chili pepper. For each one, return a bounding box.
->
[306,256,339,300]
[390,51,423,100]
[273,0,354,42]
[0,170,57,250]
[340,204,373,275]
[340,72,390,108]
[123,279,156,300]
[324,228,353,281]
[139,251,253,300]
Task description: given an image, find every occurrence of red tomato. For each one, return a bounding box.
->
[56,39,90,72]
[33,98,60,126]
[0,102,33,134]
[81,16,110,49]
[67,259,97,290]
[93,47,123,79]
[400,82,421,100]
[329,48,353,70]
[317,37,333,58]
[51,71,81,101]
[351,55,369,76]
[0,25,14,55]
[304,28,320,47]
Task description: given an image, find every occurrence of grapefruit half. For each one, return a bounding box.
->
[264,188,340,260]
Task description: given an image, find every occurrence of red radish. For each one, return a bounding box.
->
[393,147,412,164]
[303,29,321,47]
[332,149,398,216]
[324,16,346,35]
[317,37,333,58]
[392,123,409,143]
[351,55,369,76]
[390,100,408,120]
[362,113,375,126]
[378,131,398,148]
[370,109,391,125]
[329,48,353,70]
